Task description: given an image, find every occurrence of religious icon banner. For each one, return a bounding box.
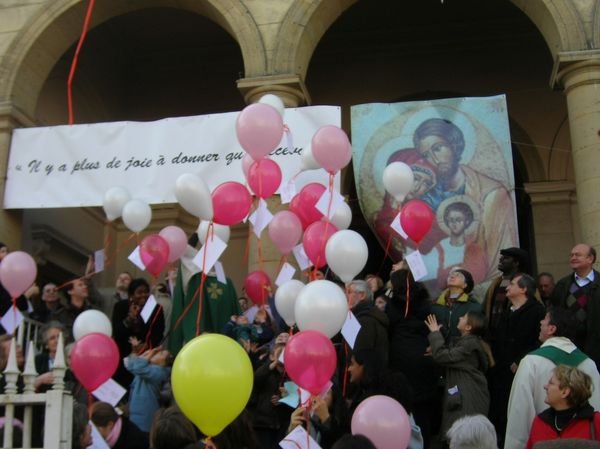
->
[351,95,518,294]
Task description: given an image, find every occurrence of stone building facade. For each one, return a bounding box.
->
[0,0,598,289]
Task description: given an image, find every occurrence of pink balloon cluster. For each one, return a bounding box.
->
[236,103,284,161]
[311,125,352,174]
[140,234,170,278]
[211,182,253,226]
[248,159,282,199]
[289,183,325,230]
[302,221,338,268]
[284,330,336,395]
[0,251,37,298]
[400,199,434,245]
[268,211,302,256]
[70,333,119,391]
[244,270,272,305]
[352,395,411,449]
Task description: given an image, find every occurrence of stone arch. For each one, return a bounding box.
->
[509,0,588,54]
[271,0,357,80]
[0,0,266,119]
[272,0,585,88]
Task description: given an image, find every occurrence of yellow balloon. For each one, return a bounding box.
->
[171,334,253,437]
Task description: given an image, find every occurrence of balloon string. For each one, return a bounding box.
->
[404,273,411,319]
[169,283,202,336]
[103,221,113,267]
[143,304,163,350]
[195,232,211,336]
[379,234,393,276]
[87,392,92,418]
[67,0,95,125]
[257,238,266,306]
[305,399,312,449]
[327,173,334,219]
[342,343,349,397]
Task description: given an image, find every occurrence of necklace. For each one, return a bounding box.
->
[554,412,577,432]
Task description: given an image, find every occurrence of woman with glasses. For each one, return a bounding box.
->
[430,268,482,343]
[526,365,600,448]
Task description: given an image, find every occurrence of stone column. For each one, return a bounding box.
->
[557,58,600,250]
[236,75,311,283]
[237,74,310,107]
[524,181,577,276]
[0,102,35,247]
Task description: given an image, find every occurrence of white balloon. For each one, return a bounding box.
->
[175,173,213,221]
[330,201,352,230]
[73,310,112,341]
[197,220,230,244]
[383,162,414,202]
[274,279,305,326]
[295,280,348,338]
[325,230,369,283]
[122,199,152,232]
[258,94,285,118]
[102,186,130,221]
[300,143,321,171]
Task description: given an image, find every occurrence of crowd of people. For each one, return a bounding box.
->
[1,239,600,449]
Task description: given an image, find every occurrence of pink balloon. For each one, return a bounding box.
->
[248,159,282,199]
[159,226,188,263]
[140,234,170,278]
[284,330,336,395]
[302,221,337,268]
[212,182,253,226]
[268,211,303,256]
[352,395,411,449]
[400,199,435,245]
[0,251,37,298]
[241,153,255,179]
[311,125,352,174]
[289,183,326,230]
[236,103,284,160]
[244,271,272,305]
[70,333,119,391]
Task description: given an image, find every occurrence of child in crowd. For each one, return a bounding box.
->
[125,342,172,433]
[424,311,492,439]
[223,308,275,349]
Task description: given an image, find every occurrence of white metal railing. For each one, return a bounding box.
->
[0,333,73,449]
[16,317,45,357]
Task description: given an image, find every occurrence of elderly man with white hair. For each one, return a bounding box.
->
[347,279,389,366]
[446,415,498,449]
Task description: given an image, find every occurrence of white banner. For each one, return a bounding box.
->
[4,106,341,209]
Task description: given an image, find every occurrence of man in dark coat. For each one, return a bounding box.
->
[489,272,545,447]
[347,279,389,366]
[551,243,600,368]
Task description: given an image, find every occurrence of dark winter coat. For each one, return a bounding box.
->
[352,300,390,366]
[428,331,490,435]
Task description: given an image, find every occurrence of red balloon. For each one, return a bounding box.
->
[400,199,434,245]
[70,333,119,391]
[212,182,253,225]
[140,234,170,277]
[302,221,337,268]
[284,330,336,395]
[289,183,326,230]
[244,270,272,305]
[248,159,282,199]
